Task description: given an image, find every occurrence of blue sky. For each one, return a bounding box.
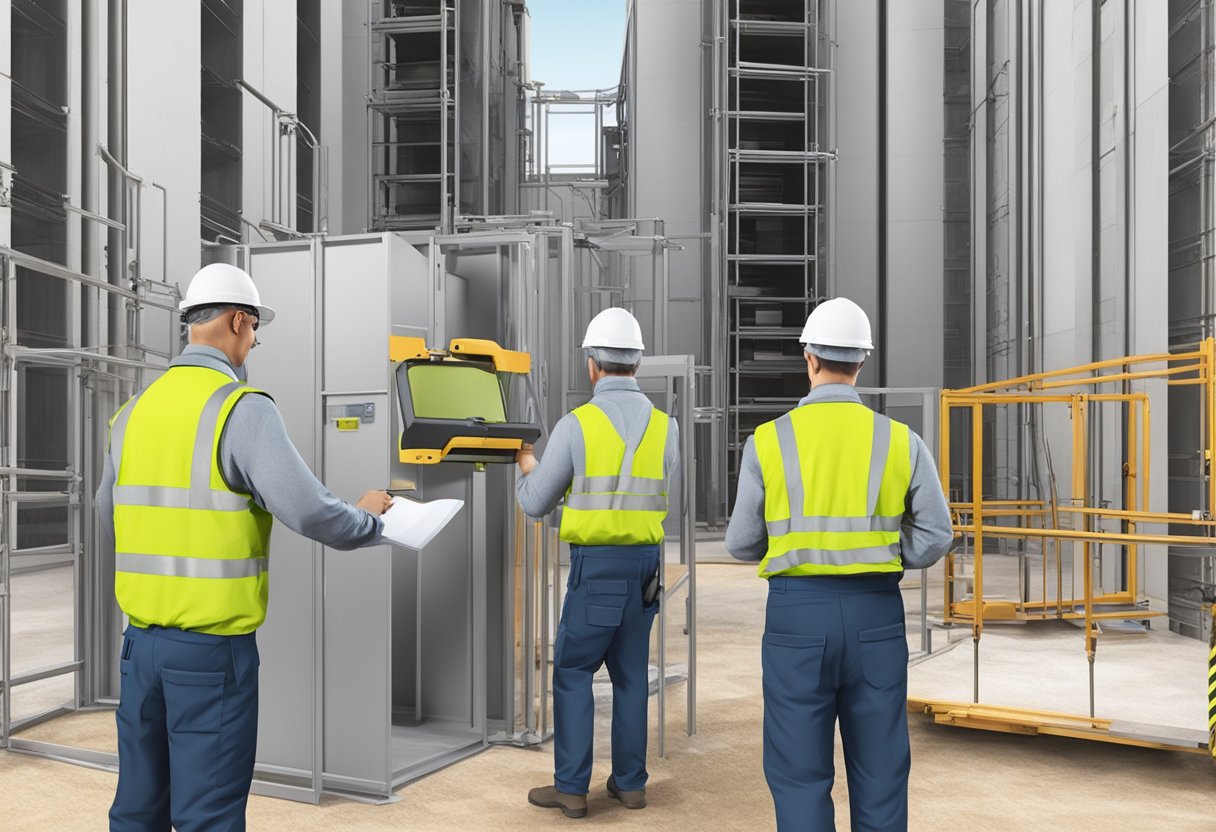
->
[526,0,628,169]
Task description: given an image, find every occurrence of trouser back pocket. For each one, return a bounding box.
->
[858,622,908,690]
[163,668,226,734]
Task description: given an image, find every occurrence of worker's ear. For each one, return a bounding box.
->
[229,309,244,337]
[806,352,819,376]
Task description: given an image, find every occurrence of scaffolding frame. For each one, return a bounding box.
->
[913,340,1216,754]
[1168,0,1216,639]
[368,0,459,233]
[0,245,178,757]
[713,0,835,510]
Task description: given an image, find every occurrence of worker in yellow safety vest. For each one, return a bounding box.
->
[725,297,955,832]
[515,307,679,819]
[100,263,392,832]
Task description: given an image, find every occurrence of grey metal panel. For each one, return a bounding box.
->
[126,0,202,283]
[323,236,393,392]
[446,250,504,342]
[321,392,392,790]
[631,0,705,361]
[1131,0,1171,606]
[444,273,469,343]
[332,1,371,234]
[387,234,431,337]
[835,0,880,387]
[319,240,394,790]
[246,242,321,776]
[414,464,472,722]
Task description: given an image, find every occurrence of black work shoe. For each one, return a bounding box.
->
[606,774,647,809]
[528,785,588,818]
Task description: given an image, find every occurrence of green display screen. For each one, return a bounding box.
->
[406,363,507,423]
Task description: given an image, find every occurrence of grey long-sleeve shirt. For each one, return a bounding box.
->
[725,383,954,570]
[96,345,383,554]
[516,376,680,519]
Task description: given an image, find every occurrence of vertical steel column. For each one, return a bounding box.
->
[440,4,451,233]
[683,361,697,736]
[471,463,487,742]
[709,0,726,523]
[970,0,988,387]
[523,512,535,738]
[876,0,888,387]
[971,403,984,703]
[451,0,460,230]
[306,237,324,800]
[482,0,492,216]
[0,254,12,748]
[366,0,376,230]
[107,0,127,350]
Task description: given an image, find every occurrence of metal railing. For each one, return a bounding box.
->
[0,247,175,753]
[237,81,328,238]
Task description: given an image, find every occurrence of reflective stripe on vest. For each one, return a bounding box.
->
[109,366,274,636]
[559,403,669,546]
[754,400,911,578]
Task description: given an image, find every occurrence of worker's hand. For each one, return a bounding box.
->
[357,490,393,516]
[516,444,538,476]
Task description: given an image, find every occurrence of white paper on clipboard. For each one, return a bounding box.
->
[380,495,464,550]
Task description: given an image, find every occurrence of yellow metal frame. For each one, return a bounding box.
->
[399,437,523,465]
[908,699,1208,754]
[388,335,531,375]
[920,338,1216,753]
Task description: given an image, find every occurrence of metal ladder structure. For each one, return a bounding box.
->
[368,0,459,233]
[0,242,179,758]
[712,0,836,506]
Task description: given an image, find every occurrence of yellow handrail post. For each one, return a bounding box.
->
[971,403,984,703]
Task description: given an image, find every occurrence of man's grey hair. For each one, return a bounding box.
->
[587,346,642,374]
[804,343,869,364]
[182,304,255,327]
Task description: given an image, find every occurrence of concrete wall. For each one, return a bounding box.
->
[128,0,203,287]
[322,0,370,235]
[1131,0,1171,608]
[1040,2,1093,375]
[836,1,945,390]
[834,0,881,387]
[630,0,705,362]
[886,1,945,389]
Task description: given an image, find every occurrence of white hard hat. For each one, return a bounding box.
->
[179,263,276,325]
[582,307,645,350]
[799,297,873,351]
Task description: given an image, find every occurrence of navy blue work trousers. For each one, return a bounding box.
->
[762,573,910,832]
[552,543,660,795]
[109,624,260,832]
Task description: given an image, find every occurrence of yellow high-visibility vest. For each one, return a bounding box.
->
[109,366,273,635]
[753,399,911,578]
[559,403,669,546]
